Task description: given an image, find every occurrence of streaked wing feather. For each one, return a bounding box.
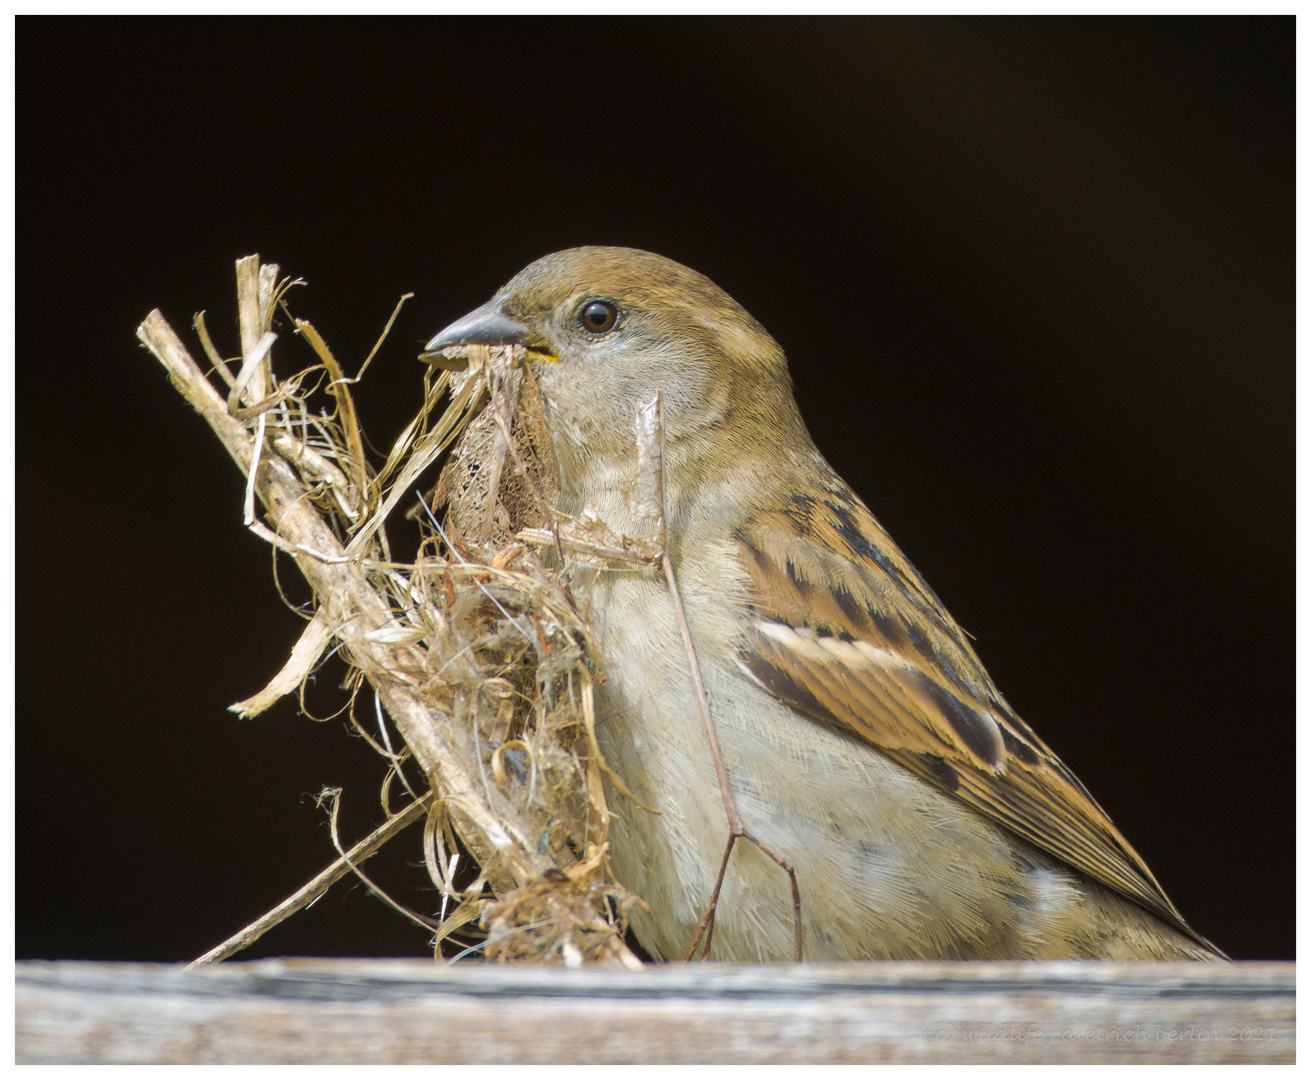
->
[733,483,1204,942]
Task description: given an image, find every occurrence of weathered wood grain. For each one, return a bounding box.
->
[16,959,1293,1063]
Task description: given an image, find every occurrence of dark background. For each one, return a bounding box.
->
[17,17,1292,962]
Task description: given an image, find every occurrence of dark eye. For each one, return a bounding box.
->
[579,299,618,334]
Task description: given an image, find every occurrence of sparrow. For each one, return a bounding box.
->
[424,246,1222,962]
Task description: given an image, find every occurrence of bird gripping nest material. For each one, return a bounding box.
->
[424,246,1224,963]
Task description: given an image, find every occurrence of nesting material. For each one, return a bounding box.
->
[138,256,643,967]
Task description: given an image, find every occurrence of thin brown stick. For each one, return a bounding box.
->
[187,794,432,967]
[192,311,236,387]
[645,391,804,963]
[664,542,803,963]
[321,788,442,933]
[681,830,804,963]
[355,292,414,382]
[660,554,737,833]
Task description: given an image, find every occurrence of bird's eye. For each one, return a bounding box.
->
[579,300,618,334]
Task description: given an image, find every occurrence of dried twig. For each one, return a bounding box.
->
[523,390,806,961]
[186,795,433,967]
[641,393,803,962]
[139,256,641,967]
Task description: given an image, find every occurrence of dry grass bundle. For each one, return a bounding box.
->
[138,256,643,968]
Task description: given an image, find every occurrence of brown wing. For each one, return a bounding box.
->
[733,481,1211,947]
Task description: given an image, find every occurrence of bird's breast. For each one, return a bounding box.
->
[569,548,1047,962]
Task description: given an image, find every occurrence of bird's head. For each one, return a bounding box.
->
[424,247,810,504]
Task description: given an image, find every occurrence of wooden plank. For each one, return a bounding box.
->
[16,958,1293,1064]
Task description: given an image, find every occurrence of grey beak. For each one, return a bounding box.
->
[421,298,536,368]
